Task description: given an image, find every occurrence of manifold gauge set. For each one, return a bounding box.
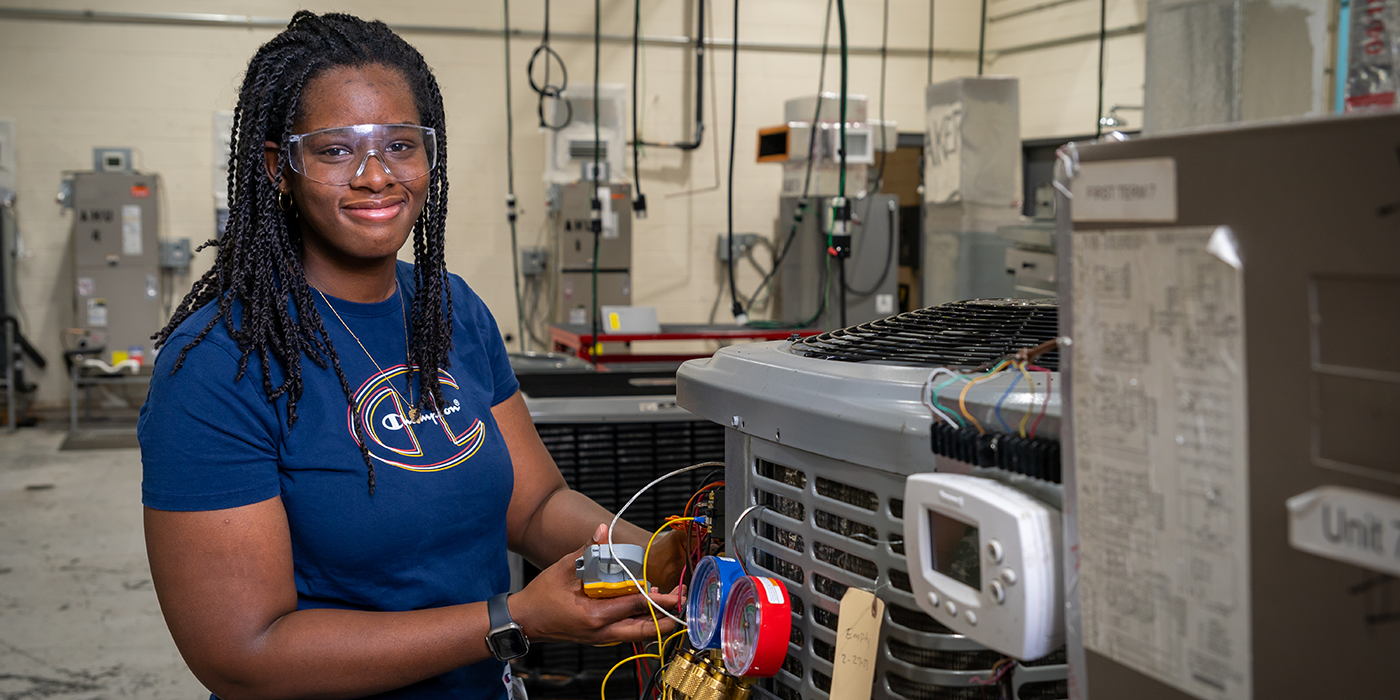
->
[664,555,791,698]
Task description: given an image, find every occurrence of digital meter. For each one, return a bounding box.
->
[686,555,746,649]
[903,473,1063,660]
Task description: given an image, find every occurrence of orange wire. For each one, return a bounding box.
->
[959,362,1008,435]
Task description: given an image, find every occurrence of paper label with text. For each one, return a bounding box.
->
[1288,486,1400,577]
[121,204,143,256]
[831,588,883,700]
[1072,158,1177,222]
[1071,227,1251,700]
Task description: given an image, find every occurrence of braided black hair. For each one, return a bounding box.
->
[155,11,454,493]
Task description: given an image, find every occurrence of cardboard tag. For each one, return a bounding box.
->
[831,588,883,700]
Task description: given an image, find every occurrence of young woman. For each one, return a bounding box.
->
[138,12,683,700]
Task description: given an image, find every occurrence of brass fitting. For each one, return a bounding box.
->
[663,650,697,696]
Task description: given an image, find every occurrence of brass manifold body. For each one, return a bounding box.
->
[661,649,753,700]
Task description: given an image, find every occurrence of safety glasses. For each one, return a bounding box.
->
[287,123,438,186]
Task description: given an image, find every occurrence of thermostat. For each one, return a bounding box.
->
[903,473,1062,660]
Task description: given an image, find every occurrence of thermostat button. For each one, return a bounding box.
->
[986,539,1004,563]
[1001,568,1017,585]
[945,601,958,616]
[965,610,978,626]
[990,580,1006,604]
[927,591,940,609]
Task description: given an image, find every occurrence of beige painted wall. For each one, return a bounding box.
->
[984,0,1148,138]
[2,0,1150,409]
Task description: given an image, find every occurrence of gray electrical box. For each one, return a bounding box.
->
[558,271,631,326]
[552,181,632,270]
[70,171,160,364]
[551,182,633,325]
[774,194,900,330]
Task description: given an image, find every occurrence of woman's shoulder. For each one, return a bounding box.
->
[394,260,486,311]
[156,296,243,368]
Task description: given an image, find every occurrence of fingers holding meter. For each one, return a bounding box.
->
[903,473,1063,660]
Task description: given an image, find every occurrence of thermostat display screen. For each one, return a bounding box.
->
[929,511,981,589]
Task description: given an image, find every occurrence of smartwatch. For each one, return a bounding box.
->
[485,593,530,661]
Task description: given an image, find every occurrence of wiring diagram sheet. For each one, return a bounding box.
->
[1070,227,1252,700]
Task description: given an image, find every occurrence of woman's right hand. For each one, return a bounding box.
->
[509,524,682,646]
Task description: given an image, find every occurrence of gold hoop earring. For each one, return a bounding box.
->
[277,190,295,212]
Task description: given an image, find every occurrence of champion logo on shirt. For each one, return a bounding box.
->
[346,365,485,472]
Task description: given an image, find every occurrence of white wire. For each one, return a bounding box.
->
[923,367,961,427]
[606,461,726,626]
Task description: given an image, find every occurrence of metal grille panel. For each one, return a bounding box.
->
[737,437,1068,700]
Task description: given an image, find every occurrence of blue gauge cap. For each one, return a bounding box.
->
[686,555,746,649]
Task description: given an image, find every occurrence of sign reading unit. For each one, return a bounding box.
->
[903,473,1063,660]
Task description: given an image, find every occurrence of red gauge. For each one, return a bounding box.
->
[721,575,791,677]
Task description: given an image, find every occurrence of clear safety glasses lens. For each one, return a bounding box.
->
[288,124,437,186]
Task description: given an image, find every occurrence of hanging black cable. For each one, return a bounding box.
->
[743,0,834,329]
[1095,0,1108,137]
[503,0,525,352]
[529,0,571,130]
[928,0,936,83]
[835,0,850,328]
[843,199,895,296]
[727,0,744,322]
[589,0,603,360]
[630,0,648,217]
[637,0,706,151]
[977,0,987,76]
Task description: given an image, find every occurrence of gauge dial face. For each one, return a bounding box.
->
[722,583,759,670]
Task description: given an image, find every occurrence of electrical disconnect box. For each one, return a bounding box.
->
[549,181,633,326]
[70,171,161,365]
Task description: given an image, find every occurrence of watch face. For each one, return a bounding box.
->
[490,627,529,660]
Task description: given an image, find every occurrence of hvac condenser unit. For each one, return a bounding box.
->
[678,300,1069,700]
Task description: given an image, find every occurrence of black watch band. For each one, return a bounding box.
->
[486,593,529,661]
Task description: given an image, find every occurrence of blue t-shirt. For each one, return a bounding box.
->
[139,262,519,700]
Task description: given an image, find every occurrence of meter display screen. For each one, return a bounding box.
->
[929,510,981,590]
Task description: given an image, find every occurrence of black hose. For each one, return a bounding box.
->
[746,0,832,308]
[503,0,525,352]
[875,0,889,192]
[1095,0,1107,137]
[836,0,849,327]
[843,201,895,297]
[631,0,646,215]
[727,0,743,320]
[637,0,706,151]
[977,0,987,76]
[528,0,571,130]
[589,0,602,359]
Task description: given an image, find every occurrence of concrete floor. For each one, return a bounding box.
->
[0,425,207,699]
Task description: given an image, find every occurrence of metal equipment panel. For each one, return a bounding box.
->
[1056,112,1400,700]
[553,182,632,270]
[70,172,160,363]
[775,195,900,329]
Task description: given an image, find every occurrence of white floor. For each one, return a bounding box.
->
[0,426,207,699]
